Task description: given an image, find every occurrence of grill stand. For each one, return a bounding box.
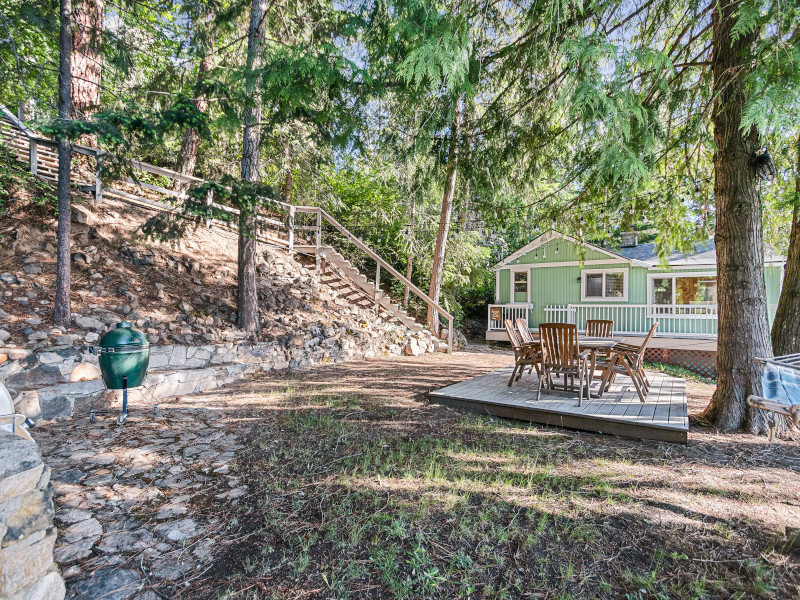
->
[89,377,159,425]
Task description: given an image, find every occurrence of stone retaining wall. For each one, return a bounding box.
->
[0,431,65,600]
[1,327,436,421]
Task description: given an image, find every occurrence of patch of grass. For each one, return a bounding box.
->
[645,361,716,384]
[202,379,796,600]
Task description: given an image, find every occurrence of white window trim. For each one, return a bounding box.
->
[507,266,531,303]
[581,268,629,302]
[647,271,717,305]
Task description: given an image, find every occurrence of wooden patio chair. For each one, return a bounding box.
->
[505,319,541,386]
[514,318,542,378]
[515,318,536,344]
[598,322,659,403]
[537,323,591,405]
[585,319,614,337]
[585,319,615,373]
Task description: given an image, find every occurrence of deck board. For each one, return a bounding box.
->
[429,367,688,443]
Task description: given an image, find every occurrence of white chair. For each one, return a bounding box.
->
[0,381,34,442]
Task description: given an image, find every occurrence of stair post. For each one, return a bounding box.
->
[374,264,381,312]
[315,209,322,272]
[205,188,213,227]
[29,139,37,176]
[288,205,296,254]
[448,316,454,353]
[94,152,104,204]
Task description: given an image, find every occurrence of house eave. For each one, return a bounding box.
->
[493,230,631,269]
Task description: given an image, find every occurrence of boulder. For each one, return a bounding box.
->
[69,363,101,382]
[74,316,105,331]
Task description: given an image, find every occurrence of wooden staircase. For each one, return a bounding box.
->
[1,104,455,351]
[311,245,427,334]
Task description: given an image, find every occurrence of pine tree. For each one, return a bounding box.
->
[771,137,800,356]
[53,0,73,328]
[237,0,269,333]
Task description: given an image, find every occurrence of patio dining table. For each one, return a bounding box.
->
[577,337,625,384]
[524,334,624,385]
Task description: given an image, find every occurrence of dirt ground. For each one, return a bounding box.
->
[35,348,800,599]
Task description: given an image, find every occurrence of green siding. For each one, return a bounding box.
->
[765,265,783,305]
[528,262,637,327]
[498,269,510,303]
[509,238,612,265]
[529,265,581,326]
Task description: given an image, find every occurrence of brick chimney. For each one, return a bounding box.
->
[620,231,638,248]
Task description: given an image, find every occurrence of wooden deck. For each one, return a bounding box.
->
[429,367,688,443]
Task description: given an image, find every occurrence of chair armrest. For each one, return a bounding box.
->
[612,343,640,352]
[611,348,639,356]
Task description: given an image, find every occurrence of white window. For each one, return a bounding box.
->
[514,271,528,294]
[581,269,628,301]
[650,273,718,309]
[512,270,529,301]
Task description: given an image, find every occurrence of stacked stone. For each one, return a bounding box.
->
[1,331,437,422]
[0,431,66,600]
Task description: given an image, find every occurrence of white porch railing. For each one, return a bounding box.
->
[487,303,533,331]
[492,302,781,339]
[536,303,779,338]
[567,304,718,337]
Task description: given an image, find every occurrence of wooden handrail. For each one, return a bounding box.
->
[315,208,453,322]
[296,206,454,350]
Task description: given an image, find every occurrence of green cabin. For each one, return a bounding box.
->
[487,231,785,347]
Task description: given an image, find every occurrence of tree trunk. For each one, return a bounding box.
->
[282,142,293,203]
[702,0,771,433]
[174,38,214,194]
[53,0,73,328]
[427,100,462,334]
[771,138,800,356]
[403,200,415,306]
[237,0,269,332]
[71,0,103,119]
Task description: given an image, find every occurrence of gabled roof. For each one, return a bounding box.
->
[614,240,716,265]
[614,239,784,266]
[493,230,641,269]
[495,231,785,270]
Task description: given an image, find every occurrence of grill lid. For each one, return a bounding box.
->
[98,322,149,349]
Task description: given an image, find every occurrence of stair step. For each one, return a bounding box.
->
[316,244,435,336]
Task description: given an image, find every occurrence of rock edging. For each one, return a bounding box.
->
[0,430,66,600]
[1,326,436,421]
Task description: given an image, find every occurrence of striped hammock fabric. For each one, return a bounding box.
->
[762,362,800,407]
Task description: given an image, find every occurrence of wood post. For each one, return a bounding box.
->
[29,140,37,176]
[288,205,295,254]
[205,188,213,228]
[315,209,322,272]
[448,317,454,353]
[375,264,381,312]
[94,152,103,204]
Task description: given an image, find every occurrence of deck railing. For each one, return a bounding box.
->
[493,303,780,339]
[487,303,533,331]
[568,304,718,337]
